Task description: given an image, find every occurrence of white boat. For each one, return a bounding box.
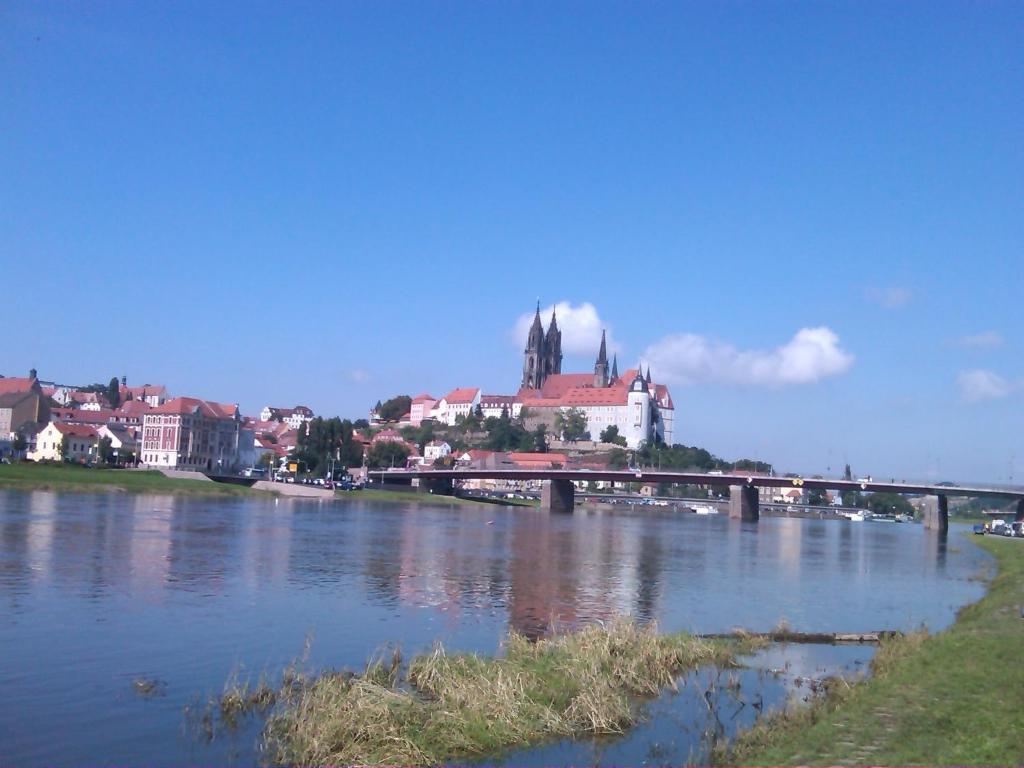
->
[693,505,719,515]
[844,511,865,522]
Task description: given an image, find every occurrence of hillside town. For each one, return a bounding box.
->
[1,304,687,494]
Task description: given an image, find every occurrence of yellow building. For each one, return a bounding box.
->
[29,422,99,462]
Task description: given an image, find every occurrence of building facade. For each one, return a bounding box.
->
[29,422,99,462]
[433,387,481,426]
[140,397,249,472]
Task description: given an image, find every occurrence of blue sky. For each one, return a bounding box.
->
[2,2,1021,483]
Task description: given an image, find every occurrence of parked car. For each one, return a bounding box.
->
[972,524,986,535]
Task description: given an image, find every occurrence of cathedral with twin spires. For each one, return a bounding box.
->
[516,303,675,448]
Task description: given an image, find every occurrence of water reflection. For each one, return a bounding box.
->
[0,490,992,766]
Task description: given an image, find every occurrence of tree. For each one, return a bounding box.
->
[554,408,590,442]
[841,489,862,507]
[863,492,913,516]
[484,410,530,452]
[353,418,370,430]
[12,432,27,456]
[532,424,548,453]
[377,395,412,423]
[607,448,629,469]
[366,441,411,469]
[98,436,115,465]
[806,487,828,506]
[107,377,121,409]
[732,459,772,473]
[289,416,365,473]
[599,424,627,446]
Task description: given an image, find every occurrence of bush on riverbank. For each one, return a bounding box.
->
[717,535,1024,764]
[262,620,747,765]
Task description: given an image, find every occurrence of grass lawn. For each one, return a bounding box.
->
[0,462,264,496]
[722,534,1024,764]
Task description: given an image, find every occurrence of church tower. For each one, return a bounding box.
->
[521,302,546,389]
[593,329,609,388]
[543,307,562,382]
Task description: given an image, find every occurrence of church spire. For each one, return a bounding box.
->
[610,354,619,382]
[593,329,609,388]
[522,300,546,389]
[645,366,652,384]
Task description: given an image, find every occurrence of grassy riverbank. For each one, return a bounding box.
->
[0,463,264,496]
[720,535,1024,764]
[242,620,748,765]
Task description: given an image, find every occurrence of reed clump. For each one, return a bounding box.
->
[264,618,737,765]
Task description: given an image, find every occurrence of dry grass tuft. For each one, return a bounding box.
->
[263,618,737,765]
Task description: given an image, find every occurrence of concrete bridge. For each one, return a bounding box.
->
[368,468,1024,532]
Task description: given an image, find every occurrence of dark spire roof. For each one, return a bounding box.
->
[645,366,652,384]
[611,354,619,380]
[596,329,607,365]
[530,301,543,331]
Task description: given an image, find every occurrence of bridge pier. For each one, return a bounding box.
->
[728,485,759,522]
[1016,499,1024,523]
[923,494,949,532]
[540,479,575,513]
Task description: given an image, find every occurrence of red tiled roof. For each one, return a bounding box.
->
[411,393,436,402]
[442,387,480,404]
[0,377,38,395]
[537,374,592,398]
[115,400,153,416]
[69,391,109,405]
[480,394,517,405]
[563,387,628,406]
[120,383,167,399]
[53,408,116,424]
[53,422,99,438]
[654,384,674,409]
[150,397,239,420]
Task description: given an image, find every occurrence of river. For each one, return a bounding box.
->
[0,490,989,765]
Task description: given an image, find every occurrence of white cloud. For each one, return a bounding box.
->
[346,368,371,383]
[866,286,911,308]
[957,369,1014,402]
[510,301,617,357]
[643,327,854,387]
[951,331,1003,349]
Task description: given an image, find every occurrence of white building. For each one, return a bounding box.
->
[260,405,314,429]
[479,394,522,420]
[517,367,672,450]
[433,387,481,426]
[423,440,452,463]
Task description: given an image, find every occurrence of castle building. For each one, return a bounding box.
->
[516,310,675,449]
